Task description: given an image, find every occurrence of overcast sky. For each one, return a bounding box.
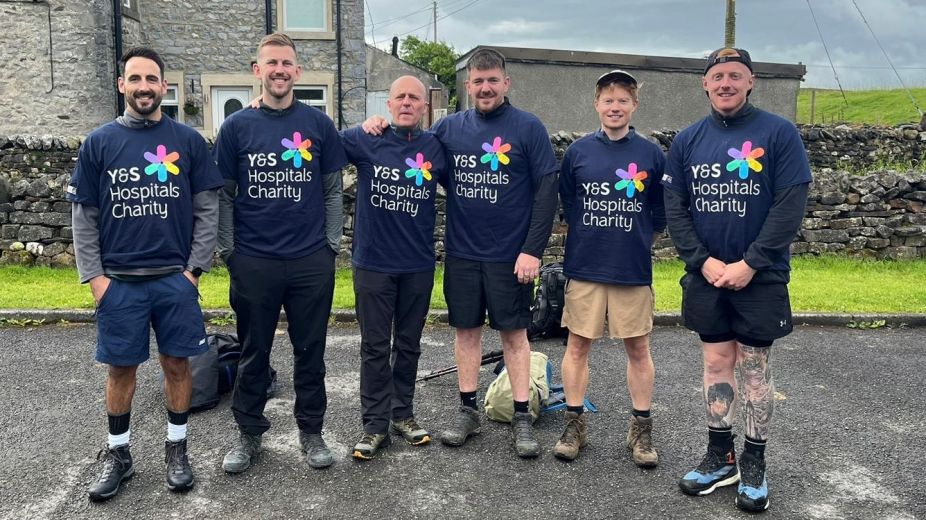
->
[363,0,926,90]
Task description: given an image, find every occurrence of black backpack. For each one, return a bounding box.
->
[527,263,569,341]
[163,333,278,412]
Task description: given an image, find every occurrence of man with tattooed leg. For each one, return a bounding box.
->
[662,48,811,513]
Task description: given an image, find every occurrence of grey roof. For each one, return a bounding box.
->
[456,45,806,80]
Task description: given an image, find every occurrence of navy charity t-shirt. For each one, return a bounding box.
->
[662,107,812,271]
[67,117,224,270]
[341,127,448,273]
[560,130,666,286]
[431,101,558,262]
[213,103,348,259]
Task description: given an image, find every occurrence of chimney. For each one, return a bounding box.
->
[391,36,399,57]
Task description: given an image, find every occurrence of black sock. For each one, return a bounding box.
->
[566,405,584,415]
[108,411,131,435]
[167,408,189,425]
[744,436,767,459]
[460,391,478,410]
[708,426,734,452]
[632,408,651,418]
[513,400,529,414]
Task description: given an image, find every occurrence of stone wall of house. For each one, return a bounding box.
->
[3,125,926,267]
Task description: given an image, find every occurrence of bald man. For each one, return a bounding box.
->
[341,76,449,459]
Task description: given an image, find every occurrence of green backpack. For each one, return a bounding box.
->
[484,351,551,422]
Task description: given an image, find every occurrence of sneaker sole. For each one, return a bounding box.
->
[390,427,432,446]
[352,437,392,460]
[88,466,135,502]
[680,473,741,496]
[735,496,770,512]
[167,478,194,492]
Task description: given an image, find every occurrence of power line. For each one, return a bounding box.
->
[804,64,926,70]
[851,0,923,116]
[394,0,482,38]
[365,0,377,47]
[364,0,471,36]
[806,0,849,106]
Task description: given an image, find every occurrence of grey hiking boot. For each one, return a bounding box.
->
[300,432,334,468]
[512,412,540,458]
[391,417,431,445]
[439,406,481,447]
[222,432,262,474]
[88,444,134,502]
[553,411,588,461]
[626,415,659,467]
[352,432,392,460]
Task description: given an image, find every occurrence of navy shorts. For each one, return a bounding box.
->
[443,255,533,331]
[680,272,793,345]
[95,272,208,366]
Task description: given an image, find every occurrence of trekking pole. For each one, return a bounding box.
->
[416,350,505,382]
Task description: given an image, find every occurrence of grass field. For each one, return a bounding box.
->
[796,87,926,126]
[1,256,923,314]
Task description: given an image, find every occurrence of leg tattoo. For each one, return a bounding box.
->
[704,382,736,428]
[738,345,774,440]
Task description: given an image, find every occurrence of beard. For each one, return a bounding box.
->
[126,90,163,116]
[263,75,294,101]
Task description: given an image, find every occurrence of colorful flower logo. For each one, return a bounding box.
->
[143,145,180,182]
[614,162,648,197]
[480,136,511,171]
[404,153,433,186]
[281,131,313,167]
[726,141,765,179]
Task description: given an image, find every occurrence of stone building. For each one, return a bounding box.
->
[365,42,448,128]
[1,0,366,137]
[454,46,805,136]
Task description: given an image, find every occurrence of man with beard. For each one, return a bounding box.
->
[69,46,224,501]
[665,48,811,513]
[215,33,347,472]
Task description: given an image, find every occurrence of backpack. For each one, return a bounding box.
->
[483,351,552,422]
[526,263,569,341]
[162,333,277,412]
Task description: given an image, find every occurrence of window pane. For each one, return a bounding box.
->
[164,87,177,102]
[285,0,325,30]
[294,88,324,101]
[224,99,243,118]
[162,105,179,120]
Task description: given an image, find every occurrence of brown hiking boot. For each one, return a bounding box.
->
[626,415,659,467]
[553,411,587,461]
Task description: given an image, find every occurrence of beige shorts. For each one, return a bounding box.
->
[561,279,654,340]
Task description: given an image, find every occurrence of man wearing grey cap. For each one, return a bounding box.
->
[554,70,665,466]
[663,48,811,512]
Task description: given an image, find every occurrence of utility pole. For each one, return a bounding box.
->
[725,0,736,47]
[433,1,437,42]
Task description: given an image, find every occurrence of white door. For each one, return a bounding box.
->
[366,91,390,120]
[212,88,251,137]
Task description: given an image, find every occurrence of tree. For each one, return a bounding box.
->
[399,36,459,107]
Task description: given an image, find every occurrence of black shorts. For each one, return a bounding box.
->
[680,272,793,345]
[443,255,533,331]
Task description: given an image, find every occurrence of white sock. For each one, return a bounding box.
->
[167,422,187,442]
[108,430,130,448]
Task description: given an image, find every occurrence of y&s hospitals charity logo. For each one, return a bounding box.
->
[480,137,511,171]
[404,153,433,186]
[726,140,765,179]
[281,131,313,168]
[614,163,648,198]
[144,145,181,182]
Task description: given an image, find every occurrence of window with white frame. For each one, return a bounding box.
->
[161,85,180,121]
[281,0,327,32]
[122,0,140,20]
[294,86,327,114]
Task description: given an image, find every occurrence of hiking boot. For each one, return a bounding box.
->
[222,432,261,474]
[164,439,194,492]
[352,432,392,460]
[88,444,134,502]
[511,412,540,458]
[736,451,770,512]
[439,406,481,447]
[391,417,431,445]
[678,445,739,496]
[626,415,659,467]
[300,432,334,468]
[553,411,587,461]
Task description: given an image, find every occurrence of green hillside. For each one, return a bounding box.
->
[797,88,926,126]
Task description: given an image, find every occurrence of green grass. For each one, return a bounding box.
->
[797,87,926,126]
[1,257,924,313]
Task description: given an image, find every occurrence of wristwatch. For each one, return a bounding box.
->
[189,267,203,278]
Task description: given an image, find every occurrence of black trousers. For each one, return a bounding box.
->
[229,247,335,435]
[354,268,434,434]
